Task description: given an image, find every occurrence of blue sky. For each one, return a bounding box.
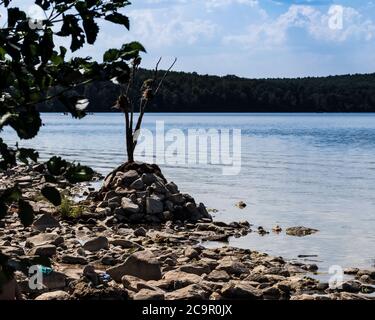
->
[2,0,375,78]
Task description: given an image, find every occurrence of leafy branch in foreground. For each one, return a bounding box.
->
[0,0,144,227]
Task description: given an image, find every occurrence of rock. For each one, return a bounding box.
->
[205,270,231,282]
[62,255,88,265]
[35,291,71,300]
[168,193,185,205]
[133,289,165,300]
[216,260,249,276]
[235,201,247,209]
[141,173,156,186]
[361,284,375,294]
[184,246,199,259]
[179,264,211,276]
[344,267,359,275]
[130,178,145,190]
[32,214,60,231]
[121,170,140,187]
[43,271,67,290]
[121,198,140,213]
[107,250,162,282]
[110,239,143,249]
[146,197,164,214]
[262,286,282,299]
[221,281,263,300]
[163,270,202,289]
[71,281,128,300]
[165,284,207,300]
[83,236,109,252]
[0,278,21,300]
[26,233,64,247]
[357,269,375,279]
[165,182,179,194]
[134,227,147,237]
[341,280,362,293]
[286,226,318,237]
[30,244,57,258]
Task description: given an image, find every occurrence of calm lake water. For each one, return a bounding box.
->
[3,113,375,280]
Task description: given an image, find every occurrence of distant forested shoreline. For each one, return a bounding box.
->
[38,70,375,113]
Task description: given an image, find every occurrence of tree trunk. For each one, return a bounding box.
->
[124,112,134,163]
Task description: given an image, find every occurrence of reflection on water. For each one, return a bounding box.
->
[2,113,375,279]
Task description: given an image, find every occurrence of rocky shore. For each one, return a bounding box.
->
[1,163,375,300]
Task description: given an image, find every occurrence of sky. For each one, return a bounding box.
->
[2,0,375,78]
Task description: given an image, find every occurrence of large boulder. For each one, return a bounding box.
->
[83,236,109,252]
[107,250,162,282]
[26,233,64,247]
[32,214,60,231]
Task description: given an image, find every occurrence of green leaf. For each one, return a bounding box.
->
[7,8,26,28]
[83,17,99,45]
[103,48,120,62]
[9,109,42,140]
[40,29,54,64]
[121,41,146,53]
[46,156,68,176]
[56,15,85,52]
[105,13,130,29]
[0,187,22,203]
[16,148,39,165]
[59,94,87,119]
[18,199,35,227]
[41,186,62,206]
[65,164,94,183]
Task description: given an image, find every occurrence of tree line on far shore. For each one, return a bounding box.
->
[38,70,375,113]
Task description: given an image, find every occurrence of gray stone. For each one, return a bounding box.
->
[146,198,164,214]
[141,173,156,186]
[130,178,145,190]
[168,193,185,205]
[83,236,109,252]
[32,214,60,231]
[165,182,179,194]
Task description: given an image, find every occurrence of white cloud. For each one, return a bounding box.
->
[128,8,218,47]
[223,5,375,49]
[206,0,259,8]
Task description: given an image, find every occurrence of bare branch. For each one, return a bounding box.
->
[155,57,177,95]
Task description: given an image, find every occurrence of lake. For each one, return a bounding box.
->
[3,113,375,280]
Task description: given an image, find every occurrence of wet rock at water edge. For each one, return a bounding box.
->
[286,226,318,237]
[235,201,247,209]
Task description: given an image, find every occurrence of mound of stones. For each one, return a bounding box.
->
[90,162,212,224]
